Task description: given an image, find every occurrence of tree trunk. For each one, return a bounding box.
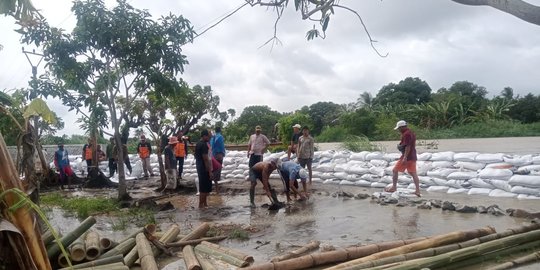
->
[451,0,540,26]
[21,122,39,204]
[156,132,166,190]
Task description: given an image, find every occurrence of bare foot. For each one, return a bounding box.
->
[415,191,422,197]
[384,187,396,192]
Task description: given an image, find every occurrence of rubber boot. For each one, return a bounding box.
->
[249,188,256,208]
[270,189,280,205]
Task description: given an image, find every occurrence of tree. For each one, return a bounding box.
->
[508,93,540,123]
[277,112,313,143]
[20,0,195,199]
[233,105,282,141]
[305,101,343,136]
[373,77,432,106]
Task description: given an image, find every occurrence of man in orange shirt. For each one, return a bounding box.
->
[137,135,154,178]
[175,131,189,179]
[82,137,93,173]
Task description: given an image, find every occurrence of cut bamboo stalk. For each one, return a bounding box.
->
[85,231,102,260]
[47,216,97,259]
[99,238,136,258]
[100,236,117,251]
[183,245,202,270]
[0,132,52,270]
[179,222,211,241]
[153,231,186,239]
[124,223,180,266]
[195,244,250,267]
[244,237,427,270]
[58,254,124,270]
[166,236,228,248]
[123,247,139,267]
[326,226,496,270]
[136,233,159,270]
[74,262,129,270]
[69,238,86,262]
[271,240,320,262]
[58,253,70,268]
[42,228,59,247]
[201,240,254,264]
[195,251,217,270]
[378,228,540,270]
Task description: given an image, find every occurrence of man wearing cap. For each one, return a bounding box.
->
[287,124,302,160]
[247,125,271,168]
[195,129,213,209]
[278,160,309,202]
[297,126,315,184]
[248,158,281,208]
[164,136,178,190]
[137,135,154,178]
[385,120,421,197]
[54,143,73,189]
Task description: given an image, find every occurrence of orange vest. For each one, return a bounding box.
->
[139,145,150,158]
[85,145,93,160]
[175,142,185,158]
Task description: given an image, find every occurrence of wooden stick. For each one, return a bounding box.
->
[195,244,250,267]
[58,254,124,270]
[271,240,320,262]
[183,245,202,270]
[166,236,228,248]
[85,231,102,260]
[179,222,211,241]
[136,233,158,270]
[201,240,254,264]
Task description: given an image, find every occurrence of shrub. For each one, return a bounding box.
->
[341,135,383,152]
[316,126,350,142]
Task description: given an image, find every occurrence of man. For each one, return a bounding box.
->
[164,136,178,190]
[137,135,154,178]
[210,126,226,182]
[175,131,189,179]
[247,125,270,168]
[385,120,421,197]
[82,138,93,173]
[297,126,315,184]
[96,145,107,162]
[195,129,213,209]
[106,137,117,177]
[113,141,132,175]
[249,158,281,208]
[278,160,309,202]
[54,143,73,188]
[287,124,302,160]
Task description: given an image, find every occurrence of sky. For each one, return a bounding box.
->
[1,0,540,136]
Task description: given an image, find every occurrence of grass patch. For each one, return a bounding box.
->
[110,208,155,231]
[41,193,119,218]
[228,228,250,240]
[417,120,540,139]
[341,135,384,152]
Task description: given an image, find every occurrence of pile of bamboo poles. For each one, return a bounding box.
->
[244,223,540,270]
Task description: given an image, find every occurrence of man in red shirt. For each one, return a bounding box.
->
[385,120,421,197]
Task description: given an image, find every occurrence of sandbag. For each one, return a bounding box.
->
[430,151,455,161]
[516,164,540,174]
[346,174,359,181]
[339,180,355,185]
[426,186,449,193]
[447,171,478,180]
[416,161,432,176]
[419,176,437,186]
[355,180,373,187]
[517,194,540,199]
[317,163,335,172]
[511,186,540,196]
[426,168,459,179]
[453,152,479,162]
[468,188,492,195]
[333,172,348,180]
[320,173,334,180]
[397,175,412,184]
[431,161,455,168]
[365,152,384,161]
[446,179,468,189]
[454,161,485,171]
[468,178,495,189]
[333,151,350,159]
[350,151,369,161]
[431,177,448,186]
[417,152,432,161]
[447,188,469,194]
[334,163,350,172]
[475,153,504,163]
[312,177,323,183]
[369,167,385,177]
[370,182,388,188]
[360,174,381,182]
[323,179,336,185]
[486,179,512,192]
[485,162,513,169]
[346,166,370,175]
[508,175,540,188]
[478,168,513,180]
[533,155,540,164]
[383,153,401,161]
[237,164,249,170]
[503,154,533,166]
[489,189,517,198]
[370,159,389,167]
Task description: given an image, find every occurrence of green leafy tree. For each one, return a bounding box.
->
[340,108,377,138]
[234,105,282,141]
[508,93,540,123]
[373,77,432,106]
[277,112,313,143]
[20,0,195,199]
[305,101,343,136]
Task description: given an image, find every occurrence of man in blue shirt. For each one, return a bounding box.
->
[54,143,72,188]
[278,160,309,202]
[210,126,226,182]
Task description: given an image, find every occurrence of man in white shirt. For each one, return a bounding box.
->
[247,125,271,168]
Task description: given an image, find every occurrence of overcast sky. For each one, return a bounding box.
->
[1,0,540,136]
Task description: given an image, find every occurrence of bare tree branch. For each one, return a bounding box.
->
[451,0,540,26]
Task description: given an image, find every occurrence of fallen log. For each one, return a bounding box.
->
[195,251,217,270]
[124,223,180,266]
[166,236,228,248]
[136,233,158,270]
[194,244,250,267]
[69,238,86,262]
[57,254,124,270]
[201,240,254,264]
[179,222,211,241]
[271,240,320,262]
[99,238,135,258]
[183,245,202,270]
[326,226,496,270]
[47,216,96,260]
[75,262,129,270]
[85,231,102,260]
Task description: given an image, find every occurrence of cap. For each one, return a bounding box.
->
[168,136,179,144]
[201,129,210,137]
[269,158,279,166]
[394,120,407,130]
[299,168,308,180]
[255,125,262,131]
[292,124,301,129]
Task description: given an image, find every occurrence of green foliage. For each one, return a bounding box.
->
[373,77,432,106]
[316,126,350,142]
[340,108,377,137]
[277,112,313,142]
[508,93,540,123]
[268,144,288,153]
[111,208,156,231]
[417,120,540,139]
[305,101,343,135]
[228,228,250,240]
[341,135,383,152]
[41,193,119,218]
[233,105,282,140]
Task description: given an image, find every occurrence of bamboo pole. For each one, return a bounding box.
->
[47,216,96,259]
[124,223,180,266]
[377,229,540,270]
[136,233,158,270]
[74,262,129,270]
[99,238,136,258]
[271,240,320,262]
[183,245,202,270]
[245,237,427,270]
[326,226,496,270]
[85,231,102,260]
[69,238,86,262]
[195,244,250,267]
[179,222,211,241]
[167,236,228,248]
[0,132,52,270]
[200,240,254,264]
[58,253,70,268]
[195,251,217,270]
[100,236,117,251]
[42,229,59,247]
[58,254,124,270]
[153,231,186,239]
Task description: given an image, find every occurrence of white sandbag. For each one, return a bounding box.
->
[475,153,504,163]
[131,160,143,178]
[320,173,334,180]
[417,152,432,161]
[468,178,495,189]
[446,179,468,189]
[447,171,478,180]
[225,174,235,179]
[319,151,335,159]
[333,172,348,180]
[447,188,469,194]
[383,153,401,161]
[312,177,324,183]
[397,175,412,184]
[419,176,437,186]
[430,151,455,161]
[234,174,245,179]
[431,177,448,186]
[489,189,517,198]
[346,174,359,181]
[468,188,492,195]
[486,179,512,192]
[516,164,540,174]
[360,174,381,182]
[370,159,389,167]
[339,180,355,185]
[350,151,369,161]
[511,186,540,196]
[454,161,485,171]
[384,166,394,176]
[431,161,455,168]
[508,175,540,188]
[416,161,432,176]
[517,194,540,199]
[346,166,370,175]
[379,176,393,184]
[453,152,479,162]
[231,169,244,175]
[317,163,335,172]
[485,162,513,169]
[243,170,250,176]
[355,180,373,187]
[237,164,249,170]
[333,151,350,159]
[323,179,336,185]
[311,171,322,178]
[426,168,459,179]
[369,167,385,177]
[504,155,533,166]
[334,163,350,172]
[365,152,384,161]
[333,158,348,165]
[427,186,449,193]
[370,182,388,188]
[478,168,513,180]
[533,155,540,164]
[222,157,235,166]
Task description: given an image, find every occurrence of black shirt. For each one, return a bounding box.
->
[195,140,209,170]
[291,132,301,144]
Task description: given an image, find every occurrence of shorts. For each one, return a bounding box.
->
[249,168,263,183]
[249,154,263,168]
[197,168,213,193]
[393,159,417,173]
[298,158,312,168]
[279,170,299,192]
